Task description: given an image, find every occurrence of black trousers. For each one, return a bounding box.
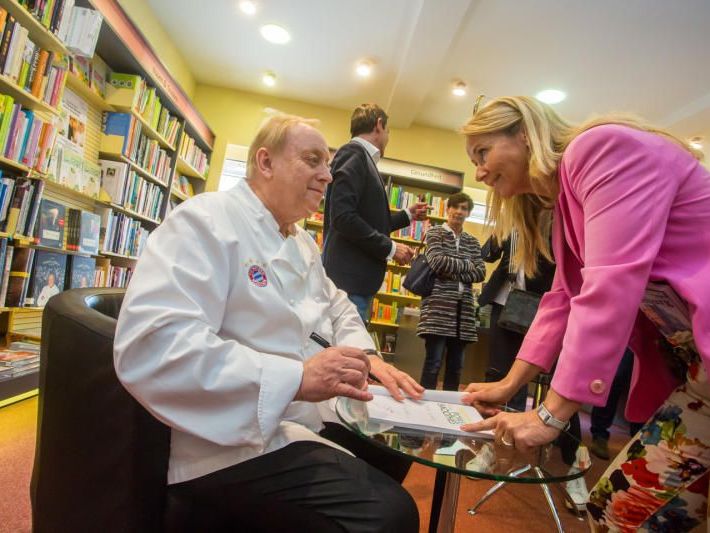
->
[165,423,418,533]
[485,303,529,411]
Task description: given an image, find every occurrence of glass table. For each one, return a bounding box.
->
[336,397,592,533]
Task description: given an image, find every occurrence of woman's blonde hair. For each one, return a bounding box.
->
[461,96,703,276]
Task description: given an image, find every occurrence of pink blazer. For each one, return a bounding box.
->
[517,124,710,422]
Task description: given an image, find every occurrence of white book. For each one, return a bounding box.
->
[365,385,494,438]
[99,159,128,203]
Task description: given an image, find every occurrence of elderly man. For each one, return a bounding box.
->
[114,115,422,532]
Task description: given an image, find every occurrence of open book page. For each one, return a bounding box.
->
[366,385,494,438]
[640,282,694,348]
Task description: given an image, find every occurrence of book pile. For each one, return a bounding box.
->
[0,342,40,381]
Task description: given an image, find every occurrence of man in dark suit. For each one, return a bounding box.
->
[323,103,427,322]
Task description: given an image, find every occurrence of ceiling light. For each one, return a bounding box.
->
[452,81,467,97]
[689,136,703,150]
[262,71,277,87]
[238,1,257,15]
[355,60,373,78]
[260,24,290,44]
[536,89,566,104]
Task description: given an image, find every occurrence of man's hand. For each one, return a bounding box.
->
[408,202,429,221]
[369,356,424,401]
[393,243,414,265]
[295,347,373,402]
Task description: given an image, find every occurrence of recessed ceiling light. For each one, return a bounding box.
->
[452,81,467,97]
[689,137,703,150]
[262,71,277,87]
[536,89,566,104]
[238,1,257,15]
[355,60,373,78]
[260,24,290,44]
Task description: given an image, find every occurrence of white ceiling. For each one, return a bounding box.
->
[145,0,710,147]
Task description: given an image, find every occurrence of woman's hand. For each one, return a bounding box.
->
[369,356,425,401]
[461,380,517,416]
[461,409,561,452]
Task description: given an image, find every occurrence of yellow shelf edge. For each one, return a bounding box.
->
[0,73,60,115]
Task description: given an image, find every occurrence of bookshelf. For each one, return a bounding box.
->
[0,0,215,403]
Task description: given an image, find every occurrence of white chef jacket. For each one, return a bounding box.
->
[114,178,374,484]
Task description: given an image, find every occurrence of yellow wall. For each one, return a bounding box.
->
[116,0,197,99]
[192,84,482,191]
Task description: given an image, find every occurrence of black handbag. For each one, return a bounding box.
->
[402,253,436,297]
[497,288,541,334]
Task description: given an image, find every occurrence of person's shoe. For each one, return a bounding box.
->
[465,442,496,479]
[589,437,610,460]
[564,445,591,513]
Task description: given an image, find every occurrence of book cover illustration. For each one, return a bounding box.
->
[5,246,35,307]
[78,211,100,255]
[37,198,65,248]
[68,255,96,289]
[30,250,67,307]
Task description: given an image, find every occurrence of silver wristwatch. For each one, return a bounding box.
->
[536,403,570,431]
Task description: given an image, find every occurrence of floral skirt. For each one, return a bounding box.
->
[587,358,710,532]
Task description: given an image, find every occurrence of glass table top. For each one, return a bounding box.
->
[335,396,591,484]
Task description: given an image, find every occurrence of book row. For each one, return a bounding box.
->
[102,111,173,185]
[109,72,180,146]
[0,8,67,108]
[172,174,194,198]
[379,270,417,298]
[387,186,448,217]
[99,158,164,221]
[393,219,430,241]
[97,206,151,258]
[178,130,209,176]
[370,298,400,324]
[0,93,57,172]
[0,240,132,309]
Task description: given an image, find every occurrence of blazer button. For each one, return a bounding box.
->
[590,379,605,394]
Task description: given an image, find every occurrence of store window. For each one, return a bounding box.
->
[218,144,248,191]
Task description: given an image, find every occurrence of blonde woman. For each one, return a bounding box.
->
[459,96,710,531]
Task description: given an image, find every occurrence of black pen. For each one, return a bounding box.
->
[309,332,382,384]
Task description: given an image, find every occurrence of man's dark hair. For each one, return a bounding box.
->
[447,192,473,212]
[350,103,388,137]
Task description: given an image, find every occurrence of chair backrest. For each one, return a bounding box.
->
[31,288,171,533]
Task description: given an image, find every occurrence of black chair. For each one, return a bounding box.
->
[30,288,345,533]
[31,288,170,533]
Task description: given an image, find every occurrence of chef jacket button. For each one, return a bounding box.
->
[289,299,295,305]
[590,379,605,394]
[315,296,321,302]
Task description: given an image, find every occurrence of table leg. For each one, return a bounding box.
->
[429,471,461,533]
[534,466,564,533]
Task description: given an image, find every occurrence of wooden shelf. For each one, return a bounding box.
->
[98,151,169,188]
[99,201,161,225]
[171,187,189,201]
[368,320,399,328]
[1,0,70,54]
[41,177,100,203]
[100,251,139,261]
[0,73,60,115]
[66,73,115,112]
[112,105,176,151]
[392,236,424,246]
[11,240,96,257]
[376,292,421,303]
[304,218,323,228]
[176,156,207,180]
[0,154,32,173]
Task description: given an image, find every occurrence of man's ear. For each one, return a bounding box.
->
[375,117,384,133]
[255,147,273,179]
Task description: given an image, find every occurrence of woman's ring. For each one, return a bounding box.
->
[501,435,514,447]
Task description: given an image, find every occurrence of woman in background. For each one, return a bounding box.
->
[417,192,485,390]
[459,96,710,531]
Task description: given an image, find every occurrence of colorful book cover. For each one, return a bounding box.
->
[5,246,34,307]
[78,210,100,256]
[81,159,100,198]
[67,255,96,289]
[29,250,66,307]
[37,198,65,248]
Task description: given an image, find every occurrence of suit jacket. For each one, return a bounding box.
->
[478,236,555,308]
[322,141,410,295]
[517,125,710,421]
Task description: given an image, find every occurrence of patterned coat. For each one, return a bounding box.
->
[416,224,486,342]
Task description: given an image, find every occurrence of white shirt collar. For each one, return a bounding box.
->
[351,136,381,164]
